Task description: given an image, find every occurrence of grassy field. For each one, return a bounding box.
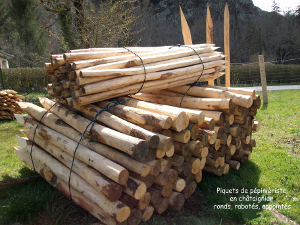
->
[0,90,299,225]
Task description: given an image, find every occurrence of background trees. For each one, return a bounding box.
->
[0,0,299,67]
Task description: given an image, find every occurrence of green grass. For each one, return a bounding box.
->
[0,119,57,224]
[0,90,299,224]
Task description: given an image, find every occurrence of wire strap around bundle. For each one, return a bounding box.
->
[169,44,205,107]
[30,101,58,172]
[123,47,147,95]
[68,99,129,200]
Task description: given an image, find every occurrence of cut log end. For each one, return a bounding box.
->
[116,206,131,223]
[119,170,130,186]
[142,205,154,222]
[174,111,190,132]
[134,141,150,159]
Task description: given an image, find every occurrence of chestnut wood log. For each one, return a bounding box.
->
[200,157,207,170]
[203,165,223,176]
[154,172,169,186]
[190,157,201,174]
[72,103,159,148]
[119,193,138,209]
[221,163,230,174]
[122,176,147,200]
[165,145,174,158]
[171,154,185,167]
[192,147,208,159]
[202,130,217,145]
[165,168,178,184]
[183,181,197,199]
[96,101,172,129]
[201,110,225,126]
[189,140,203,154]
[15,145,130,222]
[152,181,173,198]
[185,123,199,140]
[195,170,202,183]
[142,160,161,176]
[229,124,240,137]
[168,191,185,211]
[120,97,189,132]
[213,126,224,138]
[39,98,149,159]
[228,160,240,170]
[253,120,261,132]
[225,113,234,125]
[198,131,208,144]
[151,197,169,214]
[14,147,122,225]
[15,115,129,185]
[159,158,172,173]
[133,93,234,111]
[127,208,143,225]
[129,172,155,189]
[206,153,223,168]
[174,142,190,158]
[173,178,186,192]
[220,133,228,145]
[147,188,162,205]
[72,68,225,105]
[226,145,236,155]
[167,85,253,108]
[199,117,215,131]
[205,85,256,99]
[18,134,122,202]
[156,149,166,159]
[227,134,232,146]
[171,129,191,143]
[142,206,154,222]
[16,103,151,177]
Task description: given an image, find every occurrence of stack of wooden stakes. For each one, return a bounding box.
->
[44,44,226,105]
[14,96,205,225]
[130,84,262,175]
[0,90,23,120]
[13,84,261,224]
[13,44,262,225]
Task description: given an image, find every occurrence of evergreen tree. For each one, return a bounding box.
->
[271,0,281,13]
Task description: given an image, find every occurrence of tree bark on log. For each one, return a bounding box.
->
[16,102,151,177]
[39,98,149,159]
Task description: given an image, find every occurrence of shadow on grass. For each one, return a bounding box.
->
[0,177,57,225]
[197,160,272,223]
[1,167,37,182]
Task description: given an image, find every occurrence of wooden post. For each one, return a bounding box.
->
[206,4,215,86]
[224,3,230,87]
[259,55,268,104]
[180,6,192,45]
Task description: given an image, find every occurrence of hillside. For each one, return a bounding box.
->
[0,0,299,66]
[133,0,300,63]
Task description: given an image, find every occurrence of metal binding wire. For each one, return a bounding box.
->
[30,101,58,172]
[123,47,147,94]
[169,44,205,107]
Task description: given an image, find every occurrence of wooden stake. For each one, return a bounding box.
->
[180,6,192,45]
[224,3,230,87]
[17,103,151,177]
[259,55,268,104]
[39,98,149,159]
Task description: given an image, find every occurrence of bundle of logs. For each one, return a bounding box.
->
[13,44,262,225]
[13,83,261,224]
[44,44,226,105]
[0,90,23,120]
